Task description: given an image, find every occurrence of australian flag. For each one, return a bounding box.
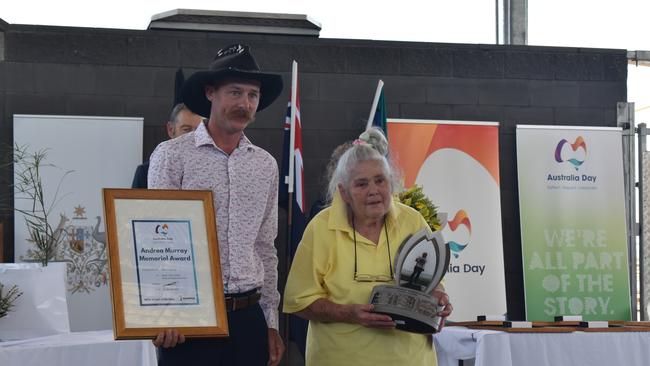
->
[278,67,308,356]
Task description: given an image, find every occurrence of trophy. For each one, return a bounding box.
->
[369,228,450,333]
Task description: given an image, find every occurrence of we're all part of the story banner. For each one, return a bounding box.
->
[516,125,631,321]
[388,119,507,321]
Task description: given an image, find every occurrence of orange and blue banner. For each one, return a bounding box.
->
[516,125,631,320]
[388,119,507,321]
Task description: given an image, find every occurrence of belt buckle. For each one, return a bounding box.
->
[225,294,246,312]
[231,296,244,312]
[225,291,259,312]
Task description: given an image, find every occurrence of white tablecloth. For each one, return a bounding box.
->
[434,326,650,366]
[0,330,157,366]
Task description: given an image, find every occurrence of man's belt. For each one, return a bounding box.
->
[224,289,261,312]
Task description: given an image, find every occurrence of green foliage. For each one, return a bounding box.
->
[0,282,22,319]
[398,185,441,232]
[1,144,73,266]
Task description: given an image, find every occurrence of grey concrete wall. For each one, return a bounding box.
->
[0,23,628,321]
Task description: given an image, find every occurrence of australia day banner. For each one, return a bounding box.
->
[388,119,506,321]
[516,125,631,321]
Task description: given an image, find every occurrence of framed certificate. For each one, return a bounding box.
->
[103,188,228,340]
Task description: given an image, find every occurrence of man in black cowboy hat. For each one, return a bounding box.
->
[148,44,284,366]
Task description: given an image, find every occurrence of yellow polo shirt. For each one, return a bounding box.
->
[283,192,437,366]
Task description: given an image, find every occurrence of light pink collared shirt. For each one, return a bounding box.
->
[148,122,280,329]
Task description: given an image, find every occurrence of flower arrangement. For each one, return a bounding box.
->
[398,185,441,232]
[0,282,22,319]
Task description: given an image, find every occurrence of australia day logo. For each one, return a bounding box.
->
[554,136,587,171]
[442,210,472,258]
[155,223,169,236]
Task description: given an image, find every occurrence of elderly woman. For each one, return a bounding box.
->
[283,128,452,366]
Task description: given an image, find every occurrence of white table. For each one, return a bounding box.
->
[434,326,650,366]
[0,330,157,366]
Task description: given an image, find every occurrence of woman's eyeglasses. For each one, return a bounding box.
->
[352,218,394,283]
[353,273,393,283]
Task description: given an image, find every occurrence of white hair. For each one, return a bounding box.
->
[327,127,400,202]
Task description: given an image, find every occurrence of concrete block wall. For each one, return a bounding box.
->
[0,22,627,320]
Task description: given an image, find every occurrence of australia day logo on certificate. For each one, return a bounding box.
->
[132,219,200,306]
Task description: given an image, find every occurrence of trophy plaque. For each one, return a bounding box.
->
[369,228,450,333]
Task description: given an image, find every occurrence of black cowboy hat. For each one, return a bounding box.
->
[181,44,283,117]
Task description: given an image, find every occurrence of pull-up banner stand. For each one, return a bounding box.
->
[388,119,507,321]
[516,125,631,321]
[13,114,143,331]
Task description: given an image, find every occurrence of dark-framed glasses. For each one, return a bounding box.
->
[353,273,393,283]
[352,218,394,283]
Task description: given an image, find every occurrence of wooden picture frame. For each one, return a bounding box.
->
[103,188,228,340]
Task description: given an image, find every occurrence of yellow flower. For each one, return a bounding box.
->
[397,185,440,232]
[420,207,430,218]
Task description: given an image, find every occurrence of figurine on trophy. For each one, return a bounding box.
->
[406,252,428,290]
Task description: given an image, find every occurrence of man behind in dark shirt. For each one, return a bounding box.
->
[131,103,203,188]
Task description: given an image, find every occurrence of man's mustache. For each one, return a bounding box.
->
[227,109,252,120]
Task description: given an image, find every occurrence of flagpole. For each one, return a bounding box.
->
[284,60,299,366]
[285,191,293,366]
[366,79,384,131]
[288,61,298,195]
